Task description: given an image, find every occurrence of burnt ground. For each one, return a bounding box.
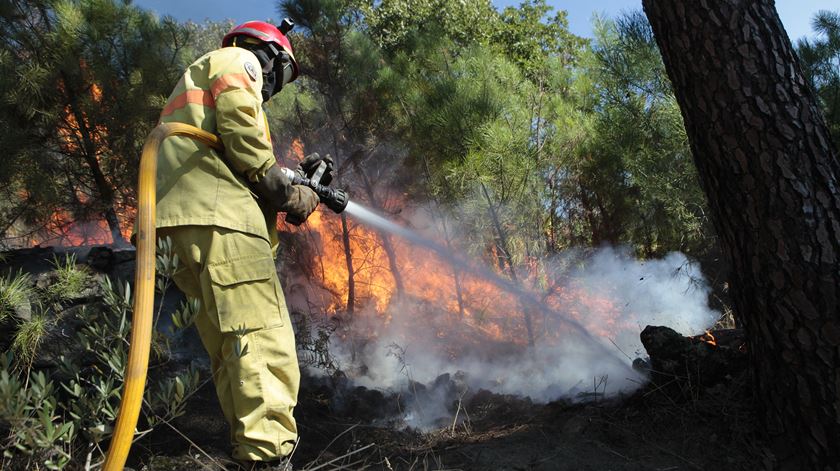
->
[132,367,767,471]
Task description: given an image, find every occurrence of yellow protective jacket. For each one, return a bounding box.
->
[156,47,275,242]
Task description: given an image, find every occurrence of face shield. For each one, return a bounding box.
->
[229,34,297,102]
[256,47,295,101]
[273,52,295,91]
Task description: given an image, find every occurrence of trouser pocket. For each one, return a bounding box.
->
[207,256,284,332]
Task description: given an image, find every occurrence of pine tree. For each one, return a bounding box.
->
[0,0,189,246]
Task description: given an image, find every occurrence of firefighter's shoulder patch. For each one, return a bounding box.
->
[244,62,258,81]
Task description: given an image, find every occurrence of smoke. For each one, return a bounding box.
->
[297,205,719,429]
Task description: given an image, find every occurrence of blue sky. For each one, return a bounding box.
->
[132,0,828,42]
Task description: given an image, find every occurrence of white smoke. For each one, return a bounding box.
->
[294,204,719,429]
[312,244,718,428]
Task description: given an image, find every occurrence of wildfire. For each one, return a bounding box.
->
[276,140,628,350]
[28,76,135,247]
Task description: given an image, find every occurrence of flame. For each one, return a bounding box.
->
[699,330,717,346]
[290,206,631,350]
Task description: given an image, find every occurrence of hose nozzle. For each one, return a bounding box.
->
[322,187,349,213]
[280,167,349,214]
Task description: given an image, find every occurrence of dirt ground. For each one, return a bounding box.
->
[132,367,767,471]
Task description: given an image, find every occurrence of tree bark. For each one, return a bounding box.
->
[642,1,840,468]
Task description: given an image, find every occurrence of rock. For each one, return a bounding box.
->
[0,246,56,278]
[33,304,88,368]
[13,301,32,322]
[86,246,115,272]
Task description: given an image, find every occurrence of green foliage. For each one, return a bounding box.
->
[170,297,200,331]
[495,0,586,76]
[145,365,201,427]
[362,0,499,53]
[1,258,201,469]
[181,19,236,61]
[546,12,711,257]
[0,359,75,469]
[0,270,33,323]
[155,236,179,294]
[797,9,840,150]
[11,313,50,368]
[47,253,91,301]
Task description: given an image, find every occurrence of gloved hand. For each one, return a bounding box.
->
[296,152,334,186]
[253,165,294,211]
[283,185,320,225]
[252,166,319,224]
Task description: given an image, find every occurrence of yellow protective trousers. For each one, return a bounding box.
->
[158,225,299,461]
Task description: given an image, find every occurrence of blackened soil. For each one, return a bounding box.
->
[130,370,766,471]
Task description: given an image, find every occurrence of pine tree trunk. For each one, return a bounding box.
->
[480,182,535,347]
[642,1,840,468]
[440,218,467,318]
[353,161,405,297]
[340,213,355,318]
[64,83,126,246]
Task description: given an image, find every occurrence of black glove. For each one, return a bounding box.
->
[252,165,294,211]
[296,152,334,186]
[283,186,320,225]
[253,166,320,224]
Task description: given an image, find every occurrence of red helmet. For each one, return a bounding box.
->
[222,21,299,84]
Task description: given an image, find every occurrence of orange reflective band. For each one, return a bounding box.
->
[210,73,254,99]
[160,90,215,117]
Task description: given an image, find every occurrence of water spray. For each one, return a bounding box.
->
[340,201,637,375]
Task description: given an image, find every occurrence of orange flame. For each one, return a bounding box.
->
[699,330,717,346]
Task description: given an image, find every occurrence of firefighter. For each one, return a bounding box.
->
[154,20,326,469]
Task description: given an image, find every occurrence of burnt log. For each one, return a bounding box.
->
[640,325,747,389]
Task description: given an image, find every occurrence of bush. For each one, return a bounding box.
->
[0,240,202,470]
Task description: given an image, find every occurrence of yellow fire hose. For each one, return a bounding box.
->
[103,122,221,471]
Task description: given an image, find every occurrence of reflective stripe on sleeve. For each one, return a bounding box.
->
[210,73,256,100]
[160,90,215,117]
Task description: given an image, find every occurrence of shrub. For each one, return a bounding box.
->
[0,240,202,470]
